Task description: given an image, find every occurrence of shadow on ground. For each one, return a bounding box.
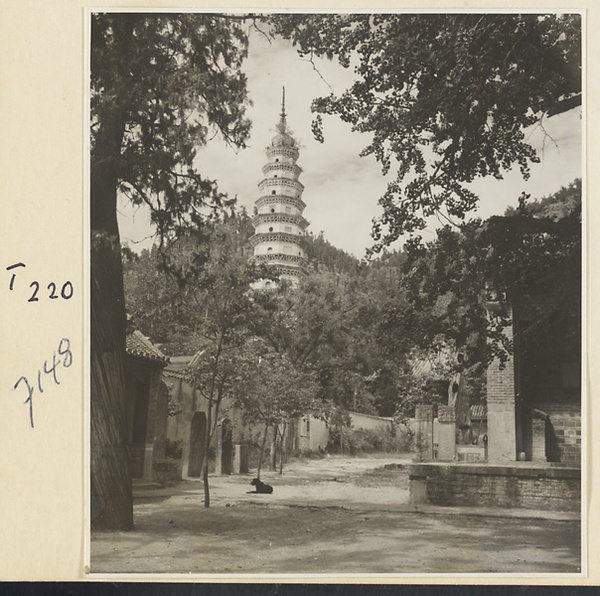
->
[90,455,581,576]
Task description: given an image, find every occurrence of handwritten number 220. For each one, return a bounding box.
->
[28,281,73,302]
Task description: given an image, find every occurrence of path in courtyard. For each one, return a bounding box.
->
[90,455,581,576]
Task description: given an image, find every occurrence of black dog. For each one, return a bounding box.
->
[249,478,273,494]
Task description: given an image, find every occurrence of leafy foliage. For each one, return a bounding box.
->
[250,268,405,416]
[228,339,319,474]
[92,13,251,241]
[231,342,318,425]
[326,425,414,455]
[304,231,362,275]
[164,438,183,460]
[270,13,581,248]
[382,179,581,409]
[496,180,582,391]
[125,216,268,506]
[124,213,266,354]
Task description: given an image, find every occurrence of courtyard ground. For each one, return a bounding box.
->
[90,454,581,577]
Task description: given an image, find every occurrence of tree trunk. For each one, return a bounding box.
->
[90,15,136,531]
[257,421,270,480]
[90,136,132,530]
[202,462,210,508]
[455,371,471,445]
[90,231,132,530]
[202,401,213,507]
[269,422,278,471]
[278,421,287,475]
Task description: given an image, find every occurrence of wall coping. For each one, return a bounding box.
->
[407,462,580,479]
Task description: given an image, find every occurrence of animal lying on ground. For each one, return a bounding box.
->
[248,478,273,494]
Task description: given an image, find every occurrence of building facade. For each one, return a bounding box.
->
[125,330,170,480]
[250,89,308,287]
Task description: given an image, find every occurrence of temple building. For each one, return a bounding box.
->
[250,89,309,287]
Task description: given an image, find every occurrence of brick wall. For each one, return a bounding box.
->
[408,463,580,512]
[486,303,517,463]
[540,402,581,466]
[414,405,434,461]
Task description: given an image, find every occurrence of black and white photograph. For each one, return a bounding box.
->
[88,11,583,576]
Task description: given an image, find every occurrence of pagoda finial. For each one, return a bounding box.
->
[278,86,287,131]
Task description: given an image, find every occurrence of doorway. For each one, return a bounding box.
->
[221,418,233,475]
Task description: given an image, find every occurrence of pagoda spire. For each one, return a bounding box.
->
[278,86,287,131]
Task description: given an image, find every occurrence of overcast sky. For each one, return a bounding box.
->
[118,20,582,259]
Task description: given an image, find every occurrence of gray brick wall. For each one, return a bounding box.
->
[409,463,580,512]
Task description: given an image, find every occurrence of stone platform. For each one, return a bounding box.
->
[408,462,581,512]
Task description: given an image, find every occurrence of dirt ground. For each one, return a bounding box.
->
[90,455,582,576]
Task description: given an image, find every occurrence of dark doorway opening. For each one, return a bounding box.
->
[221,419,233,475]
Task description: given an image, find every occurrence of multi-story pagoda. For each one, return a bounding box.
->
[250,89,308,287]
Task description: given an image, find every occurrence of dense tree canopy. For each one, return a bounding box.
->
[384,179,581,398]
[92,13,251,240]
[91,13,253,529]
[304,232,363,275]
[125,214,413,420]
[229,340,318,476]
[271,13,581,249]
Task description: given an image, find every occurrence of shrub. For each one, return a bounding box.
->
[326,425,414,455]
[164,438,183,460]
[152,459,182,485]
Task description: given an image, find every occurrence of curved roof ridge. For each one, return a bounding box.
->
[126,330,169,365]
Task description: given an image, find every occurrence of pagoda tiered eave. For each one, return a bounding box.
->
[253,252,308,269]
[249,231,308,248]
[252,212,309,229]
[258,177,305,194]
[255,194,306,212]
[266,145,299,160]
[262,162,302,178]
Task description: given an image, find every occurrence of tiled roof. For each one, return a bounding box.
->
[163,351,205,384]
[168,355,194,369]
[163,367,188,380]
[126,330,169,365]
